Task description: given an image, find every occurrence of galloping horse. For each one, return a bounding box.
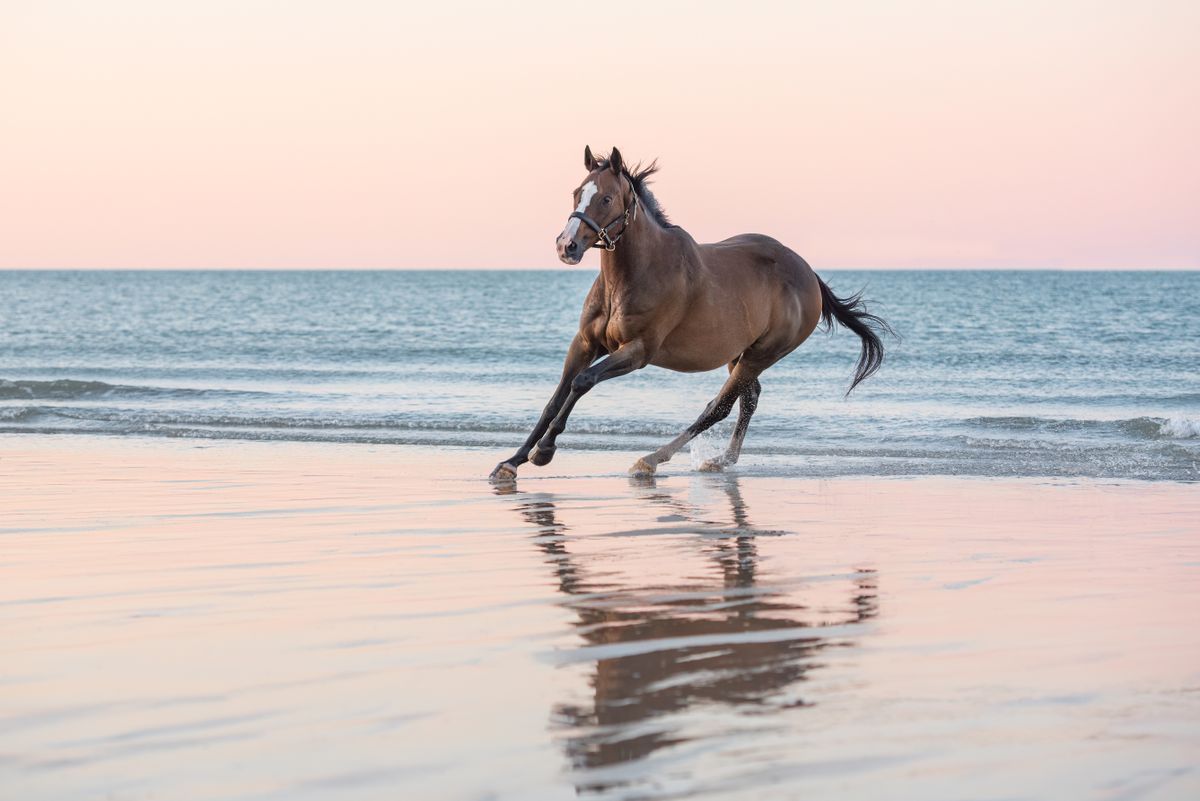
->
[490,147,891,481]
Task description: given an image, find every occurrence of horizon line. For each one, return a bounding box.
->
[1,266,1196,273]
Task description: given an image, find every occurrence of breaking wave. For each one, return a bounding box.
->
[0,379,127,400]
[1159,417,1200,439]
[966,415,1200,440]
[0,378,274,401]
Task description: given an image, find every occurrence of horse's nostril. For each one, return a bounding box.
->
[566,241,578,254]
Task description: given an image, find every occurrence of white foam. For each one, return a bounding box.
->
[1160,416,1199,439]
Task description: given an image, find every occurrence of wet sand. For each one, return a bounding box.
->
[2,435,1198,800]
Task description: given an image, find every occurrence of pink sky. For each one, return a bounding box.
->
[0,1,1196,269]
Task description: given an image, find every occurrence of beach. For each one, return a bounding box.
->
[3,434,1198,800]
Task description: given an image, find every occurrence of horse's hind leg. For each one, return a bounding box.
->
[699,378,761,472]
[630,363,760,477]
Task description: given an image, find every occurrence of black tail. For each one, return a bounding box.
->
[817,276,894,395]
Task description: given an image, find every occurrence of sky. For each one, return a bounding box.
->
[0,0,1196,269]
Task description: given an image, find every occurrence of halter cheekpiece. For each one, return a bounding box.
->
[569,185,639,251]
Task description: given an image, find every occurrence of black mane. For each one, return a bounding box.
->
[595,158,674,228]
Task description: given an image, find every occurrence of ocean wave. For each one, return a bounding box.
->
[966,415,1200,440]
[5,404,1198,446]
[0,406,42,422]
[0,379,125,400]
[1160,417,1199,439]
[0,378,275,401]
[0,405,686,438]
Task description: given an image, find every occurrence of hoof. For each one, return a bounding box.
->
[698,458,727,473]
[489,462,518,482]
[529,444,556,466]
[629,457,657,477]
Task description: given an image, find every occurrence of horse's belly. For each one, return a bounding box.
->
[647,298,764,372]
[649,337,745,373]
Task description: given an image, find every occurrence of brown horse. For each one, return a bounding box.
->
[490,146,891,482]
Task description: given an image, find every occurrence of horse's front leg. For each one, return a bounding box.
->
[528,341,648,466]
[490,334,597,481]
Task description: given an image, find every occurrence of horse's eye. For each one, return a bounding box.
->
[603,195,613,205]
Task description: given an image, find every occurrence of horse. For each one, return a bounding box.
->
[489,146,891,482]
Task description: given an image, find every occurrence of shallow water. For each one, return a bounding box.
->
[3,438,1198,800]
[2,269,1197,479]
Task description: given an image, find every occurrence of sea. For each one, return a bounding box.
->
[2,269,1196,481]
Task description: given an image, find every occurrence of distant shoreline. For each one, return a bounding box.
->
[1,266,1196,273]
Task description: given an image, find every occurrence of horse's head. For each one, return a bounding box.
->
[556,146,638,265]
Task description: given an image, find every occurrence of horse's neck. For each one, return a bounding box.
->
[599,214,676,289]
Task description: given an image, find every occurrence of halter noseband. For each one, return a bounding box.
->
[569,184,639,251]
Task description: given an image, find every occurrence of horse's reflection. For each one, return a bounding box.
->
[501,477,878,791]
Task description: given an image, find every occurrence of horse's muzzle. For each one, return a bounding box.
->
[556,233,584,265]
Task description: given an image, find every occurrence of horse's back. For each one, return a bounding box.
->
[695,233,823,359]
[702,233,814,283]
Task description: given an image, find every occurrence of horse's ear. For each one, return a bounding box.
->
[584,145,596,171]
[609,147,623,175]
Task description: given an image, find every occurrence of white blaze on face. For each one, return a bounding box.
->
[558,180,599,246]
